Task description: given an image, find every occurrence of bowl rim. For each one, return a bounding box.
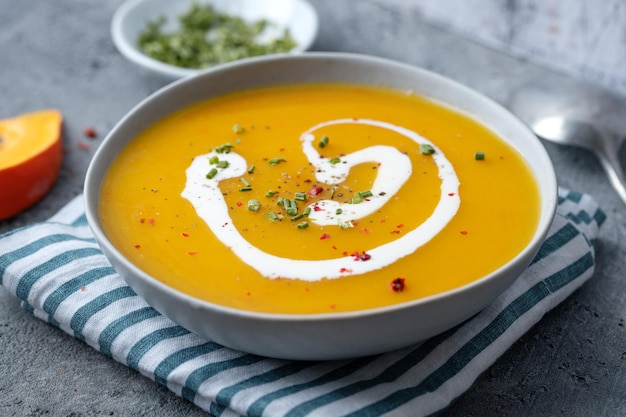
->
[84,52,558,324]
[110,0,320,79]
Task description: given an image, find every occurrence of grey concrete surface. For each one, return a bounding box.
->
[1,0,625,416]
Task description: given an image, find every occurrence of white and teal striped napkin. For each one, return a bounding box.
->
[0,188,605,417]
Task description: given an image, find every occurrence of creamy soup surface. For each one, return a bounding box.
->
[99,84,540,314]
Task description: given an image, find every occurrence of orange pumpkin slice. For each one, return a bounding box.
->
[0,110,63,220]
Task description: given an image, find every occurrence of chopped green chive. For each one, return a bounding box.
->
[294,192,307,201]
[240,178,250,187]
[329,157,341,165]
[296,221,309,230]
[277,197,285,206]
[268,158,286,166]
[247,165,256,174]
[303,207,311,216]
[233,124,246,134]
[206,168,218,179]
[285,199,298,216]
[266,190,277,198]
[290,213,305,221]
[420,144,435,155]
[318,135,329,148]
[331,185,338,199]
[350,194,363,204]
[215,143,234,154]
[336,208,343,215]
[264,212,282,222]
[239,187,252,192]
[339,220,354,229]
[359,190,373,199]
[209,155,219,164]
[216,160,229,169]
[247,199,261,212]
[475,151,485,160]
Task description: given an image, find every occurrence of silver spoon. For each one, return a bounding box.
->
[509,77,626,204]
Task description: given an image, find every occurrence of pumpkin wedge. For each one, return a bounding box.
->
[0,110,63,220]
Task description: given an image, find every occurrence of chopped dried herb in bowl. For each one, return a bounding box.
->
[137,2,297,69]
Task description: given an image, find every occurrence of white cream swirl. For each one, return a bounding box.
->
[182,118,460,281]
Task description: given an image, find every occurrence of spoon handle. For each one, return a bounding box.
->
[596,133,626,204]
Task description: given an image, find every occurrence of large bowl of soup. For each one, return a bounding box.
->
[84,53,557,360]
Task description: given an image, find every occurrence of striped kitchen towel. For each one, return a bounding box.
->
[0,188,605,417]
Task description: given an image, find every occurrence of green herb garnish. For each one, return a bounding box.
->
[137,3,297,69]
[419,144,435,155]
[268,158,286,166]
[206,168,218,179]
[215,143,234,154]
[247,199,261,212]
[475,151,485,160]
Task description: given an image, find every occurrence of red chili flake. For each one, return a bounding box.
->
[339,268,352,273]
[77,141,92,151]
[396,224,405,229]
[134,244,141,249]
[360,228,373,235]
[448,192,456,197]
[320,233,331,240]
[342,251,348,256]
[330,304,337,309]
[222,222,229,227]
[332,245,337,250]
[309,186,324,196]
[280,147,285,152]
[359,252,371,261]
[84,127,97,138]
[350,251,359,258]
[146,218,155,225]
[80,286,86,292]
[182,233,190,237]
[460,230,468,235]
[313,205,323,212]
[352,221,359,226]
[188,251,198,255]
[380,219,386,223]
[246,292,252,296]
[391,230,401,235]
[139,218,145,224]
[391,278,406,292]
[236,201,243,207]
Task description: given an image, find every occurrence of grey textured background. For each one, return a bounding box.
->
[1,1,625,416]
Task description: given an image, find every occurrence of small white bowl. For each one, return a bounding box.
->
[111,0,319,79]
[84,53,557,360]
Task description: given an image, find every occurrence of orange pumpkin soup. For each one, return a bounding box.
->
[99,83,540,314]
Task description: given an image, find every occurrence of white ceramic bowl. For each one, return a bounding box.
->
[111,0,319,79]
[84,53,558,360]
